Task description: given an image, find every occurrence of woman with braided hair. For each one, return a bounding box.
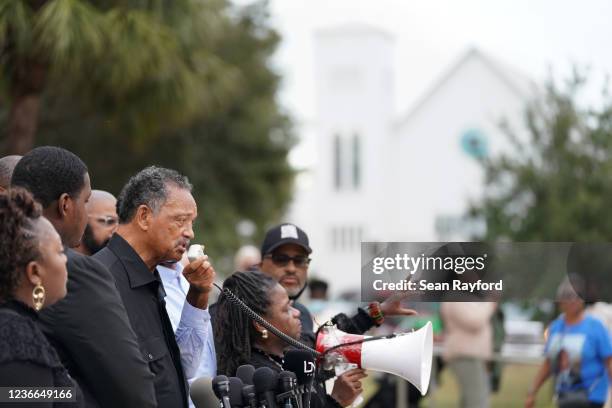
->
[213,270,366,408]
[0,188,81,406]
[214,270,302,376]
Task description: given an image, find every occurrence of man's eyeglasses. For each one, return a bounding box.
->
[90,215,118,227]
[265,253,311,268]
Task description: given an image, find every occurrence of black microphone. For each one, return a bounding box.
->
[277,371,298,408]
[237,364,256,385]
[242,384,257,408]
[229,377,245,408]
[283,350,316,408]
[253,367,278,408]
[190,377,222,408]
[242,385,257,408]
[212,375,232,408]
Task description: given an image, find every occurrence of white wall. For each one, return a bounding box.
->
[289,25,396,294]
[388,54,528,243]
[288,32,532,295]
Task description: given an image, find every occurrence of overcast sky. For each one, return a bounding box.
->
[264,0,612,122]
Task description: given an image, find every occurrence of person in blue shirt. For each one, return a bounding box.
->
[526,278,612,408]
[158,261,216,379]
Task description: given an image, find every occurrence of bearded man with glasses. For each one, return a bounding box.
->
[75,189,119,256]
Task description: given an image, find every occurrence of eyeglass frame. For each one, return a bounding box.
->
[89,215,119,227]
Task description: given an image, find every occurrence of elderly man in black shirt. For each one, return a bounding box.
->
[95,166,215,408]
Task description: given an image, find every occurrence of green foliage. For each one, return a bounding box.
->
[0,0,239,138]
[470,72,612,242]
[2,0,294,273]
[469,73,612,312]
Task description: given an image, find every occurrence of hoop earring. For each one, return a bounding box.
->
[32,284,46,311]
[261,329,268,339]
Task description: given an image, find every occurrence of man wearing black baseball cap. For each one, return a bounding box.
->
[260,223,311,300]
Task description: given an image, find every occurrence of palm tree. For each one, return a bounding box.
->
[0,0,237,154]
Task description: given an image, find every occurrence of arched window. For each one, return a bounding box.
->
[333,133,342,190]
[352,133,361,189]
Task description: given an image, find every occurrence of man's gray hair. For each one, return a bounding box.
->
[116,166,193,224]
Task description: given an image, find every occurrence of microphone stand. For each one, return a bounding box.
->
[276,390,295,408]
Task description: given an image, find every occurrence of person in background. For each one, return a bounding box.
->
[95,166,215,408]
[441,301,496,408]
[0,155,22,192]
[587,301,612,408]
[309,278,329,300]
[74,190,118,256]
[12,146,156,407]
[234,244,261,271]
[526,278,612,408]
[0,188,82,406]
[489,306,506,394]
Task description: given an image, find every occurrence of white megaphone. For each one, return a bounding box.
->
[316,321,433,395]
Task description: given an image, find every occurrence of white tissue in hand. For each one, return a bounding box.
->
[187,244,205,262]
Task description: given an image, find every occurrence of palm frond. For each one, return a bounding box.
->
[34,0,105,72]
[0,0,34,54]
[100,8,180,93]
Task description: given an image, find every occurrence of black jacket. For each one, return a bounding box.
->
[39,248,156,408]
[0,300,82,407]
[95,234,189,408]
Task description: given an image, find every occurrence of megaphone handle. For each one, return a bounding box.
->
[351,394,364,407]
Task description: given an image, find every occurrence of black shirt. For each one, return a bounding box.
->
[0,300,83,407]
[94,234,189,408]
[39,249,156,408]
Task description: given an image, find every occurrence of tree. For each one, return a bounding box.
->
[470,72,612,242]
[0,0,237,154]
[27,0,295,269]
[469,72,612,305]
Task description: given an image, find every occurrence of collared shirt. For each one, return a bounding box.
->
[157,263,216,379]
[95,234,190,408]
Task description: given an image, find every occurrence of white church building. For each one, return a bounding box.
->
[287,24,536,295]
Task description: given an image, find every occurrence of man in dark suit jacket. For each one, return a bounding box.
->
[12,146,156,407]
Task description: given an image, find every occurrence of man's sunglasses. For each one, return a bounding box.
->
[90,215,118,227]
[265,253,311,267]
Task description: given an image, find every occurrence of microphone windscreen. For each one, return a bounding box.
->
[212,375,230,399]
[253,367,279,394]
[242,384,256,402]
[190,377,221,408]
[236,364,256,385]
[277,370,296,392]
[229,377,245,406]
[283,349,316,386]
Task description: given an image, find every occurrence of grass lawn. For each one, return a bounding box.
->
[424,363,555,408]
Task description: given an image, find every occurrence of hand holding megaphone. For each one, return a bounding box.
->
[330,369,367,407]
